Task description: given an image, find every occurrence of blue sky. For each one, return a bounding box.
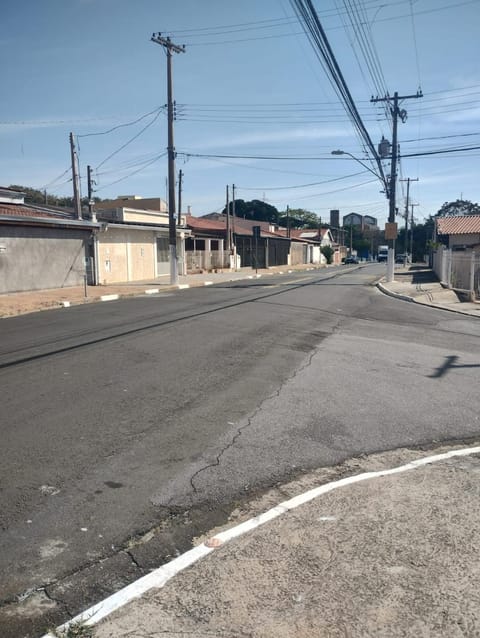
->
[1,0,479,226]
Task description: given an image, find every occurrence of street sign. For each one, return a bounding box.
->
[385,222,398,240]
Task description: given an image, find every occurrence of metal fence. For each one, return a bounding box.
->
[185,250,229,273]
[433,246,480,299]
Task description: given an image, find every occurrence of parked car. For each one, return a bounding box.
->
[345,256,359,264]
[395,254,410,264]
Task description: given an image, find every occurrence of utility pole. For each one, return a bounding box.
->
[87,165,97,223]
[231,183,236,237]
[286,205,290,238]
[151,33,185,285]
[177,168,183,225]
[410,202,419,261]
[371,90,422,282]
[69,132,82,220]
[400,177,418,265]
[225,185,231,255]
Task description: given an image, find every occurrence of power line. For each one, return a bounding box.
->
[179,143,480,163]
[78,106,165,138]
[95,109,164,170]
[290,0,388,188]
[95,152,167,191]
[40,167,71,191]
[273,177,379,204]
[237,170,368,191]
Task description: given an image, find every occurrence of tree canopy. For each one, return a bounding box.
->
[436,199,480,217]
[8,184,103,208]
[225,199,280,223]
[278,208,319,229]
[224,201,321,228]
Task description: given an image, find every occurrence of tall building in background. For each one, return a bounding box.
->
[330,209,340,228]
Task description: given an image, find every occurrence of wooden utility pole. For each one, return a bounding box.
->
[151,33,185,285]
[69,132,82,220]
[371,90,422,281]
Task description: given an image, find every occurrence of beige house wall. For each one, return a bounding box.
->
[449,233,480,247]
[97,228,159,284]
[98,207,187,227]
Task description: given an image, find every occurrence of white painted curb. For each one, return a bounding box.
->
[41,444,480,637]
[61,301,71,308]
[144,288,159,295]
[100,294,120,302]
[177,284,190,290]
[204,281,214,286]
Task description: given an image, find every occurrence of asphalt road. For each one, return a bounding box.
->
[1,264,480,637]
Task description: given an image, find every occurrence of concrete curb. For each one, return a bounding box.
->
[376,281,414,303]
[40,444,480,638]
[100,294,120,302]
[376,281,479,318]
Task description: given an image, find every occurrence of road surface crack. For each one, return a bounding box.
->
[43,585,74,618]
[189,344,321,493]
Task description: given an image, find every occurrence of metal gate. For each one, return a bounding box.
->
[156,237,169,276]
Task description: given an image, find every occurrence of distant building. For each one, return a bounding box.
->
[343,212,377,230]
[98,195,168,214]
[363,215,378,228]
[343,212,363,227]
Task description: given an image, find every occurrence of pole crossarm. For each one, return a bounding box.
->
[151,33,185,54]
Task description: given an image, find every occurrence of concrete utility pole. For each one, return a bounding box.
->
[231,183,236,237]
[151,33,185,285]
[226,185,231,254]
[410,202,419,260]
[87,165,97,223]
[177,169,183,226]
[69,132,82,220]
[371,90,422,282]
[400,177,418,265]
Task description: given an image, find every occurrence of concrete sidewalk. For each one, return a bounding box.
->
[0,264,319,318]
[378,265,480,318]
[46,443,480,638]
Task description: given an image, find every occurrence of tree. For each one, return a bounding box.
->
[8,184,105,209]
[436,199,480,217]
[8,184,47,205]
[224,199,279,223]
[320,245,334,264]
[278,208,319,229]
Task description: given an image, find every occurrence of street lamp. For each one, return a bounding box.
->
[331,150,386,191]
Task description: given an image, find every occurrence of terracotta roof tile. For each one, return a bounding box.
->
[0,204,73,219]
[186,214,226,231]
[437,216,480,235]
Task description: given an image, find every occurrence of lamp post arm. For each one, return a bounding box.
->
[332,150,389,196]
